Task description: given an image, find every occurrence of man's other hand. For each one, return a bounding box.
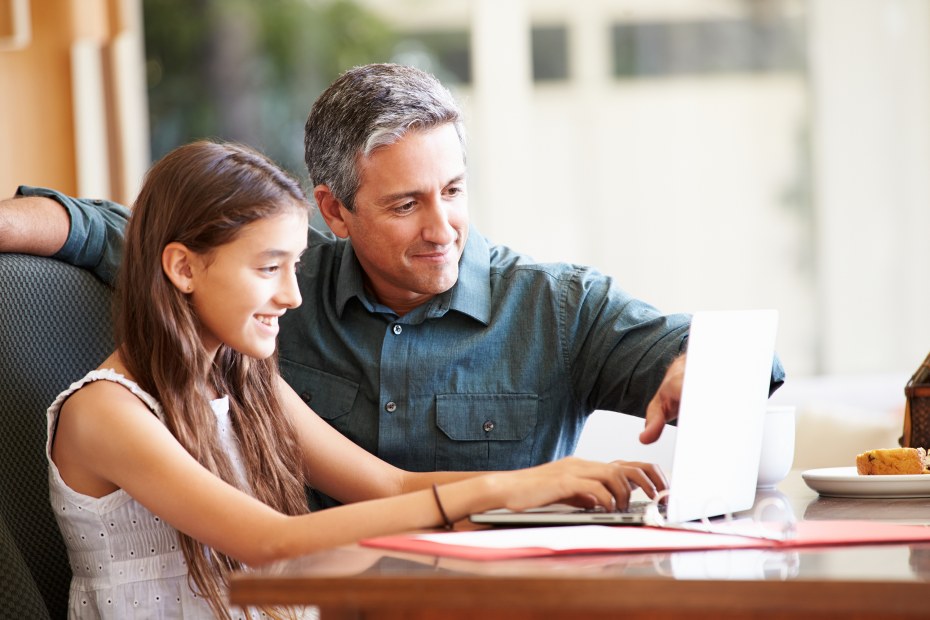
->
[639,354,686,444]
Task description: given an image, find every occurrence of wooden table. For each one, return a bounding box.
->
[230,471,930,619]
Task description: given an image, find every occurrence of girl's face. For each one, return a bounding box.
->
[189,209,308,360]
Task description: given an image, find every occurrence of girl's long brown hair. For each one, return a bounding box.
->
[116,141,310,619]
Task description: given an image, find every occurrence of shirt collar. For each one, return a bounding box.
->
[334,228,491,325]
[334,239,368,316]
[447,229,491,325]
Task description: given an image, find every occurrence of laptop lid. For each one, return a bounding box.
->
[470,309,778,526]
[664,309,778,523]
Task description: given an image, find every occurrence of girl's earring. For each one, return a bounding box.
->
[187,284,193,292]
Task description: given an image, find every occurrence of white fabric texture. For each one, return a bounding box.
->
[46,369,315,619]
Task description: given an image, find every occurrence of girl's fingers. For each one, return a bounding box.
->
[622,462,669,499]
[560,459,634,510]
[573,477,623,511]
[599,464,633,509]
[506,457,668,513]
[609,461,669,496]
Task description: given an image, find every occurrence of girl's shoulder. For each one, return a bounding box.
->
[52,368,164,423]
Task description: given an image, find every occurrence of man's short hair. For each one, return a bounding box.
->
[304,63,465,211]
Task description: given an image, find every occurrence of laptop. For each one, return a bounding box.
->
[470,309,779,526]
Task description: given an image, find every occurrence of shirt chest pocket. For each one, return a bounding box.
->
[434,394,539,470]
[279,359,358,429]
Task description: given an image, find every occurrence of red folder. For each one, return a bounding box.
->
[361,521,930,561]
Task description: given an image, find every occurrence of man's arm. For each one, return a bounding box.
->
[0,194,70,255]
[562,267,786,443]
[639,350,786,445]
[0,186,130,287]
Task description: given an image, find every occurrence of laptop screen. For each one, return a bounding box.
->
[665,309,778,523]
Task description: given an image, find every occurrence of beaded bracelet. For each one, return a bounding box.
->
[431,484,454,530]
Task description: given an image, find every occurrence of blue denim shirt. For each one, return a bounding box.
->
[19,185,784,500]
[279,227,693,476]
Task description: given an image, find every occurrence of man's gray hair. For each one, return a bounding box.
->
[304,63,465,211]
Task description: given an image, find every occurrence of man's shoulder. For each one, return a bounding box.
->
[307,225,338,247]
[297,225,343,279]
[486,241,603,284]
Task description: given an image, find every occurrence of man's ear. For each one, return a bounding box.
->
[162,242,196,293]
[314,184,350,239]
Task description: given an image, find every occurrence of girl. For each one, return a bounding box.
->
[47,141,665,619]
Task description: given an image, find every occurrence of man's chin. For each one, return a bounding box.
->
[420,267,460,295]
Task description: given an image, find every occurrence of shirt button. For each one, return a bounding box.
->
[483,420,495,433]
[385,401,397,413]
[392,324,403,335]
[300,392,312,404]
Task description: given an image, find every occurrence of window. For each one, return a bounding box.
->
[392,29,471,85]
[532,25,569,82]
[611,17,804,78]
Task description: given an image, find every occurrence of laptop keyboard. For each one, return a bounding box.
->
[582,500,665,516]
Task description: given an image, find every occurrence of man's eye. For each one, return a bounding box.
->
[395,202,415,214]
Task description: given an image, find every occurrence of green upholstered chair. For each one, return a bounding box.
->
[0,254,114,619]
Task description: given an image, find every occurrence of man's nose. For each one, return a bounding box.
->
[421,199,456,245]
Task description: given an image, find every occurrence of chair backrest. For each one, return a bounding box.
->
[0,254,114,619]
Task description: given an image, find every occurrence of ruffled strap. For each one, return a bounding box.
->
[46,368,165,424]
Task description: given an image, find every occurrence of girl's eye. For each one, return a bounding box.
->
[259,265,280,275]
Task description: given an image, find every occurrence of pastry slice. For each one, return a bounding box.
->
[856,447,930,475]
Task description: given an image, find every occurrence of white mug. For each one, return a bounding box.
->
[757,405,796,489]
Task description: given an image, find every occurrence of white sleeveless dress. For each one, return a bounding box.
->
[46,369,317,619]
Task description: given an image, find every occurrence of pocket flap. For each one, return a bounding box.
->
[279,358,358,420]
[436,394,538,441]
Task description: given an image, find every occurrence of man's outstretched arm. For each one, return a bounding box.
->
[0,193,70,255]
[0,186,130,286]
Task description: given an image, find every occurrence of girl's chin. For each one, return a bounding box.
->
[226,341,277,361]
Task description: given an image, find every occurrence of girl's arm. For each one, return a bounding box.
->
[279,377,667,523]
[54,378,665,568]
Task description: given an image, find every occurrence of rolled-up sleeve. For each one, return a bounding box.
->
[16,186,128,287]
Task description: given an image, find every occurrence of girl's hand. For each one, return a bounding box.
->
[490,457,668,513]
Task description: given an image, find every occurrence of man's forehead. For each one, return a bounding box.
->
[357,127,465,192]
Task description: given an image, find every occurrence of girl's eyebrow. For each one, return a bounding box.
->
[258,249,288,259]
[257,247,305,260]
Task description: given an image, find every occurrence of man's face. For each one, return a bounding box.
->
[343,123,469,315]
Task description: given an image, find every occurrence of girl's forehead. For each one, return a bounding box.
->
[233,211,308,249]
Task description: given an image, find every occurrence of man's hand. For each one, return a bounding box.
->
[639,354,686,444]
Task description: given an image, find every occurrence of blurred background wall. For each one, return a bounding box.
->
[0,0,148,203]
[1,0,928,386]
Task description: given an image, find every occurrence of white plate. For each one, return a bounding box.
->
[802,466,930,498]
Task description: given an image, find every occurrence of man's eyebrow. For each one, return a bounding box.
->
[374,173,467,206]
[446,172,466,186]
[374,191,414,207]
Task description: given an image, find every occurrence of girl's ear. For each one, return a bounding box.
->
[162,242,196,293]
[314,184,350,238]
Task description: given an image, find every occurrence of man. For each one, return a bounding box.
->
[1,64,784,506]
